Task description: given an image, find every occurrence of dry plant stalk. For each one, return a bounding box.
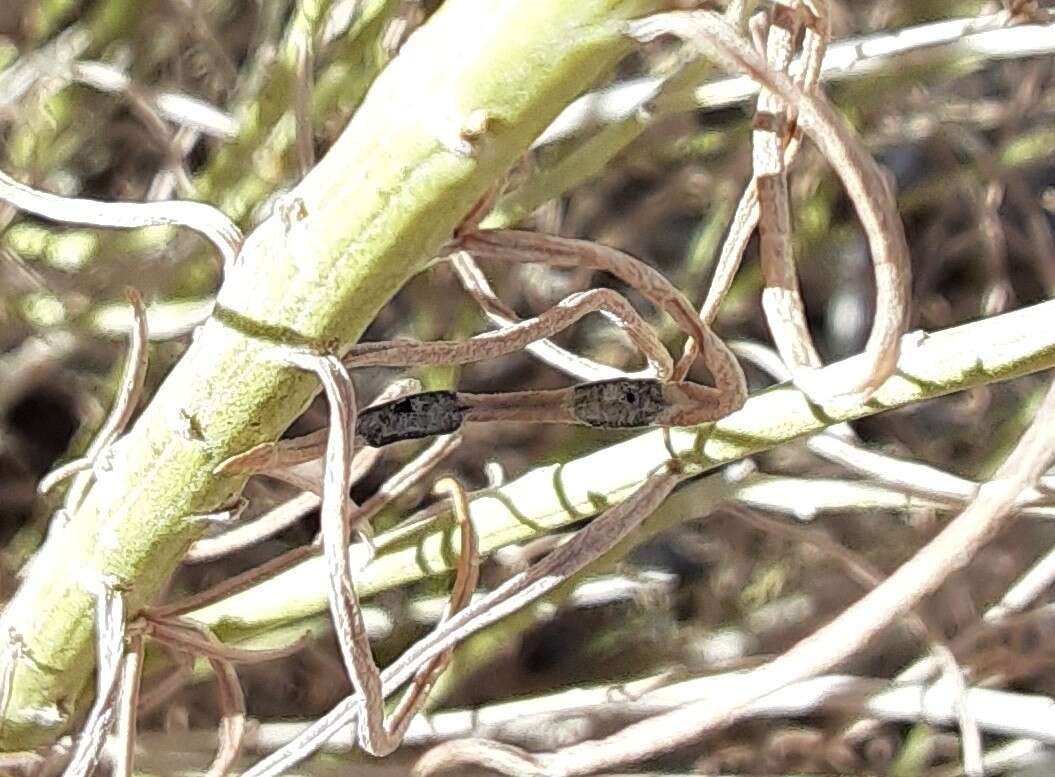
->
[239,464,685,777]
[457,229,747,423]
[61,583,125,777]
[632,7,911,405]
[699,0,830,327]
[112,635,143,777]
[449,250,647,382]
[346,286,675,379]
[246,349,482,757]
[0,167,242,267]
[387,477,480,734]
[753,3,826,373]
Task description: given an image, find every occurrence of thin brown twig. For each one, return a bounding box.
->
[271,355,471,756]
[184,491,321,564]
[346,287,675,379]
[631,8,910,405]
[699,0,829,326]
[448,250,655,382]
[272,349,400,756]
[204,658,247,777]
[239,465,684,777]
[388,476,479,736]
[150,544,317,620]
[134,658,193,717]
[898,538,1055,688]
[135,620,270,777]
[754,3,826,376]
[350,435,461,536]
[414,738,545,777]
[143,617,311,665]
[460,229,747,423]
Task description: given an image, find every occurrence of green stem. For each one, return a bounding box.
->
[0,0,662,750]
[188,297,1055,648]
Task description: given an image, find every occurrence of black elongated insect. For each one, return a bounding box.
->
[354,378,708,447]
[356,391,467,448]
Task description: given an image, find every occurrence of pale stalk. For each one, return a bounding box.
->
[0,0,664,749]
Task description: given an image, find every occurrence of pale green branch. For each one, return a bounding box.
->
[0,0,663,750]
[190,298,1055,647]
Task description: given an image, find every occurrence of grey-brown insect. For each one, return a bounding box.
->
[356,378,678,447]
[570,378,667,428]
[356,390,466,448]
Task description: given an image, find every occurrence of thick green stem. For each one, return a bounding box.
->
[0,0,661,750]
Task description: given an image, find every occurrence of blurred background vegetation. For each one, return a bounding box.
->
[2,1,1055,774]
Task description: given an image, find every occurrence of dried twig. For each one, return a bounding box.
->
[258,350,477,757]
[700,0,829,327]
[270,350,405,755]
[346,286,675,379]
[143,672,1055,760]
[387,477,479,736]
[752,2,826,376]
[203,658,246,777]
[140,617,290,777]
[460,229,747,422]
[239,465,683,777]
[61,582,125,777]
[112,634,143,777]
[0,168,241,267]
[449,251,654,382]
[184,491,322,564]
[629,9,910,404]
[143,618,310,666]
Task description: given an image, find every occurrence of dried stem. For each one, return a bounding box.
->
[630,9,910,404]
[449,251,654,382]
[346,286,675,379]
[61,583,125,777]
[0,168,241,267]
[239,466,682,777]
